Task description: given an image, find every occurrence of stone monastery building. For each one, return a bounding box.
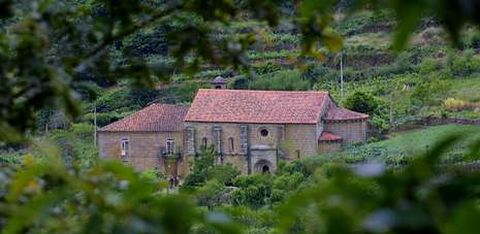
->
[98,77,368,177]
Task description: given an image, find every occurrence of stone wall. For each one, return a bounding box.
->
[422,117,480,126]
[316,95,334,139]
[318,141,342,154]
[284,124,318,159]
[98,120,367,176]
[97,131,188,177]
[222,155,249,174]
[184,122,318,156]
[184,122,319,172]
[324,120,367,145]
[185,122,278,155]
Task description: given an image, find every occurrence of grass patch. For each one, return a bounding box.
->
[370,124,480,154]
[335,125,480,165]
[344,32,391,49]
[448,76,480,103]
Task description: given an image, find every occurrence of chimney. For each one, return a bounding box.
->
[211,76,227,89]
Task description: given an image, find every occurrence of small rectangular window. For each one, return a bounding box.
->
[166,139,175,154]
[121,138,129,156]
[229,137,234,152]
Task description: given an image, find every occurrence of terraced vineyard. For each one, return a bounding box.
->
[90,10,480,137]
[4,9,480,164]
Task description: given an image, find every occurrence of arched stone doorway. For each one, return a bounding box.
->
[249,144,278,174]
[254,160,273,174]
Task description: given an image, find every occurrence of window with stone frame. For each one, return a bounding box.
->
[166,138,175,154]
[186,127,196,154]
[214,127,222,154]
[121,138,129,156]
[228,137,234,152]
[202,137,208,147]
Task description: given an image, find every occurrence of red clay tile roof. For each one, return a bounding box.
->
[325,106,369,121]
[185,89,329,124]
[319,131,343,142]
[99,104,189,132]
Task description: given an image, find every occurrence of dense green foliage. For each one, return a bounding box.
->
[0,156,241,234]
[183,146,241,189]
[2,1,480,233]
[1,133,479,233]
[2,0,480,142]
[332,125,480,165]
[250,70,310,91]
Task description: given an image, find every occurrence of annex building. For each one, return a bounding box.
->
[98,77,368,177]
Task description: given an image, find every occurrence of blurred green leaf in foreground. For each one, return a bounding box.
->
[1,131,479,233]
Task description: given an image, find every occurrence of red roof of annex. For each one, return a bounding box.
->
[319,131,343,142]
[99,104,189,132]
[325,106,369,121]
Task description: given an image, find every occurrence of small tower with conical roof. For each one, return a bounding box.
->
[211,76,227,89]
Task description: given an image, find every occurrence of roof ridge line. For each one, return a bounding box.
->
[198,89,329,94]
[148,103,190,107]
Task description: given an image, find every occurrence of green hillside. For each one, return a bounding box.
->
[2,1,480,233]
[334,124,480,165]
[6,8,480,164]
[84,10,480,135]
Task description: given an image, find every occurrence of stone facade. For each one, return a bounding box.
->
[324,120,368,145]
[318,141,342,154]
[98,131,190,177]
[182,122,320,174]
[97,88,369,178]
[98,119,367,177]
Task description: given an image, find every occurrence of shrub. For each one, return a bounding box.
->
[95,88,132,112]
[419,58,442,75]
[230,76,250,89]
[176,80,204,103]
[195,180,228,209]
[447,49,480,77]
[443,97,478,111]
[141,169,166,181]
[122,26,169,57]
[207,164,241,186]
[343,91,379,115]
[183,146,216,188]
[303,63,334,83]
[344,91,390,134]
[254,62,282,75]
[82,111,126,127]
[95,87,160,113]
[250,70,310,91]
[461,29,480,49]
[0,153,22,166]
[231,174,273,209]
